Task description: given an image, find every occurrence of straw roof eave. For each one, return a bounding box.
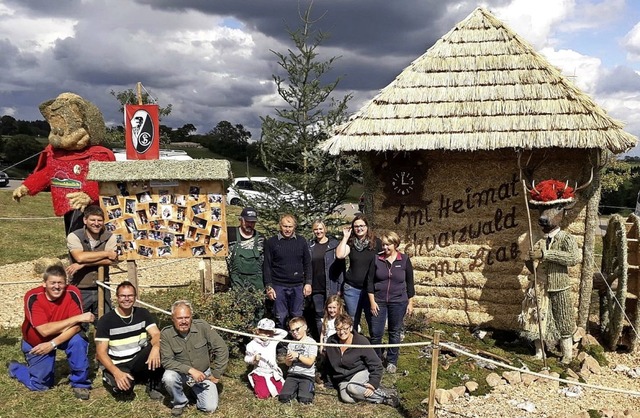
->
[87,159,232,182]
[321,7,638,156]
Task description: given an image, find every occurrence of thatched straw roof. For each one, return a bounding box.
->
[87,159,232,182]
[322,7,637,155]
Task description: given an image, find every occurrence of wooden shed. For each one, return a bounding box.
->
[322,8,637,330]
[87,159,232,260]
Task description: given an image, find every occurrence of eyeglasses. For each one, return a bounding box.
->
[290,325,305,333]
[336,326,352,332]
[353,224,367,229]
[117,294,135,299]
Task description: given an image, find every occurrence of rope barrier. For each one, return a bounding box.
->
[95,281,640,397]
[0,216,61,220]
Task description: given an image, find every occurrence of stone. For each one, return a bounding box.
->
[566,368,580,380]
[576,351,588,362]
[521,372,537,386]
[485,372,505,387]
[502,371,521,384]
[581,334,601,348]
[581,355,602,375]
[434,388,453,404]
[465,381,479,392]
[450,386,466,399]
[573,326,586,342]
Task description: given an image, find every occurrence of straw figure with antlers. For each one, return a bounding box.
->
[518,179,585,364]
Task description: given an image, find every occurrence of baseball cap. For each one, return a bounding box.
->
[257,318,275,331]
[240,207,258,221]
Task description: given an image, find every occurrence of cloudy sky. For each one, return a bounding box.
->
[2,0,640,155]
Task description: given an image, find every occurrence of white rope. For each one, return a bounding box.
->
[0,216,60,220]
[2,280,40,285]
[95,282,640,397]
[440,341,640,396]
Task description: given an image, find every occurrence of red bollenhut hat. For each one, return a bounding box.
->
[529,179,575,205]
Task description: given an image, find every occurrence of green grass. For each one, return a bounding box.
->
[0,191,66,264]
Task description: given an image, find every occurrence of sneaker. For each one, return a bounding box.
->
[146,387,164,401]
[73,387,90,400]
[382,391,399,408]
[171,406,186,416]
[386,363,397,374]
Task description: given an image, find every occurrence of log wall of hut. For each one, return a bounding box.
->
[361,148,598,330]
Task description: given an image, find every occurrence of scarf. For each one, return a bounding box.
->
[352,237,369,252]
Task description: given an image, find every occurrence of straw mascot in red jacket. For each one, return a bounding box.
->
[12,93,115,233]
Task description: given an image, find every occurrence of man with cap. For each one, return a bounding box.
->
[226,207,266,322]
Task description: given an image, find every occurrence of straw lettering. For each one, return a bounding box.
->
[438,173,520,219]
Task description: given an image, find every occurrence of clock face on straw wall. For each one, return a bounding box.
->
[391,170,416,196]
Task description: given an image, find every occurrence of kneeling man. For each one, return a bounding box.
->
[161,300,228,416]
[8,265,94,400]
[95,281,163,399]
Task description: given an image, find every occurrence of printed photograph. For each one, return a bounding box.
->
[123,241,136,251]
[211,242,225,254]
[134,230,148,240]
[137,209,148,225]
[108,207,122,220]
[175,234,185,248]
[188,186,200,200]
[187,226,197,240]
[191,202,206,215]
[207,193,223,204]
[158,245,172,257]
[138,245,153,258]
[149,220,163,231]
[102,195,119,207]
[210,207,222,221]
[148,202,158,217]
[136,191,153,203]
[161,205,174,220]
[193,216,207,229]
[168,221,183,233]
[125,198,136,214]
[210,225,221,240]
[176,207,185,221]
[191,245,205,256]
[158,190,172,204]
[124,218,137,233]
[175,194,187,206]
[105,221,117,232]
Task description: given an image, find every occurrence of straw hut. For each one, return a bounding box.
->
[322,7,637,330]
[87,159,231,260]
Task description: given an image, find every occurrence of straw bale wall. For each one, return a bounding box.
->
[362,148,598,330]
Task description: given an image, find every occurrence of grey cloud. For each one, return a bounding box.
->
[596,66,640,94]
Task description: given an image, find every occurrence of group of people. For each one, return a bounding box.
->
[8,265,228,416]
[227,207,415,403]
[8,204,414,414]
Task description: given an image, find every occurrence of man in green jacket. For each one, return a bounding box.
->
[161,300,228,416]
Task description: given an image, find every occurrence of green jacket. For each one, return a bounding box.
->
[160,319,229,380]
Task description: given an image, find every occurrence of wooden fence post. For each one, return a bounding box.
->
[428,330,442,418]
[97,266,105,318]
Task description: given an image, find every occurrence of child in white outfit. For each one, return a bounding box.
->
[244,318,288,399]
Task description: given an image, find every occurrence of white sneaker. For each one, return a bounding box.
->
[386,364,397,374]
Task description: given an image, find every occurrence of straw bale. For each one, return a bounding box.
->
[88,159,232,182]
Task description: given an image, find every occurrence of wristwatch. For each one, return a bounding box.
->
[50,340,57,349]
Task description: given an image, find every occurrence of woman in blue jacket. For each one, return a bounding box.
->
[308,220,345,339]
[368,230,414,374]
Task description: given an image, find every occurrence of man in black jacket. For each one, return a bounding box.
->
[263,214,312,330]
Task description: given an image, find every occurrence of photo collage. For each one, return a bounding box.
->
[99,180,228,260]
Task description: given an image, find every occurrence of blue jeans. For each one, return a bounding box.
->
[162,369,218,412]
[342,283,371,334]
[311,293,326,338]
[370,300,408,366]
[272,284,304,329]
[10,333,90,391]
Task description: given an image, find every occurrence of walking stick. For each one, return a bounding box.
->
[521,177,548,368]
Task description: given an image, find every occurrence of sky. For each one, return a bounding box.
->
[2,0,640,155]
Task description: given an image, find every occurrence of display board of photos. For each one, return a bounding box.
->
[98,180,228,260]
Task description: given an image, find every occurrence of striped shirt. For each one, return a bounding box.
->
[95,307,157,364]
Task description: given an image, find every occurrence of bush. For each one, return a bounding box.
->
[146,282,265,357]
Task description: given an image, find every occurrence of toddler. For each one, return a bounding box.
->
[244,318,288,399]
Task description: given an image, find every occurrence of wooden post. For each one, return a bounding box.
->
[205,257,213,294]
[127,260,139,305]
[428,330,442,418]
[136,82,143,105]
[97,266,105,318]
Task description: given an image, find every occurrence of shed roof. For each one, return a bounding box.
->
[322,7,637,155]
[87,159,232,182]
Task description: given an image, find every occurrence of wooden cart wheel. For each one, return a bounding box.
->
[599,214,628,350]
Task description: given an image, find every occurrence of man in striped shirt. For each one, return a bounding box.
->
[95,281,163,399]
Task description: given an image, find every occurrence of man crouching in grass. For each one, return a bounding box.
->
[8,265,94,400]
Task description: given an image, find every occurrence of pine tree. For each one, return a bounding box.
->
[255,4,360,235]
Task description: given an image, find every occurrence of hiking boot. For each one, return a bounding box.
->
[386,363,397,374]
[171,405,186,416]
[73,387,90,400]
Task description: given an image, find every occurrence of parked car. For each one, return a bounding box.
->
[226,176,310,207]
[0,171,9,187]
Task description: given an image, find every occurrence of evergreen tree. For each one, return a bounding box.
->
[256,3,360,234]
